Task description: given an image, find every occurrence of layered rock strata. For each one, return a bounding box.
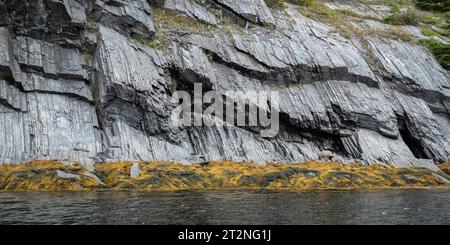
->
[0,0,449,171]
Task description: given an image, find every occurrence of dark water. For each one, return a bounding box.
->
[0,189,449,225]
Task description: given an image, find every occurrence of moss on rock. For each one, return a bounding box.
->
[439,162,450,175]
[419,38,450,69]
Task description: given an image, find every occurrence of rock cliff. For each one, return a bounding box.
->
[0,0,449,170]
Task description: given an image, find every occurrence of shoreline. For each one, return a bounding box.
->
[1,161,449,192]
[2,186,450,193]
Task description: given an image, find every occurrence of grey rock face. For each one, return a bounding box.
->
[395,93,450,162]
[130,162,141,178]
[152,0,218,25]
[324,2,391,19]
[64,0,87,25]
[368,38,450,102]
[0,25,101,165]
[14,36,86,79]
[84,172,105,185]
[214,0,274,25]
[0,92,102,164]
[0,0,86,38]
[0,80,27,111]
[94,26,184,161]
[0,28,22,83]
[56,170,81,179]
[184,10,377,86]
[95,0,155,39]
[0,1,449,171]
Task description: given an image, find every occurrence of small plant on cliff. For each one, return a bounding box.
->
[439,162,450,175]
[419,38,450,69]
[265,0,285,9]
[421,14,443,25]
[85,20,99,33]
[293,1,365,38]
[130,35,165,50]
[416,0,450,12]
[265,0,315,9]
[83,51,92,70]
[152,7,215,34]
[383,9,421,25]
[287,0,315,6]
[366,27,415,42]
[421,27,442,37]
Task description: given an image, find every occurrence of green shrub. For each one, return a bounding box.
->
[85,20,99,33]
[421,14,442,25]
[383,9,421,25]
[131,35,165,49]
[288,0,315,6]
[421,27,441,36]
[368,27,415,42]
[419,38,450,69]
[416,0,450,12]
[265,0,315,9]
[265,0,285,9]
[83,51,92,65]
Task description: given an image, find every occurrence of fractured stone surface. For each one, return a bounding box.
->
[95,0,155,39]
[214,0,274,25]
[152,0,218,25]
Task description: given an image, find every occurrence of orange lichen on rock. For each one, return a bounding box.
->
[0,160,98,191]
[439,162,450,175]
[0,160,449,191]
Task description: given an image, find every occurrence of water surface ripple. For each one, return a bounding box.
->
[0,189,449,225]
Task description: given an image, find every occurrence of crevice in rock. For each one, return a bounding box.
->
[0,71,24,92]
[209,0,251,27]
[95,68,181,143]
[27,89,93,104]
[1,0,86,40]
[366,39,449,114]
[169,63,285,136]
[397,115,428,159]
[278,110,350,157]
[17,64,86,82]
[0,98,22,112]
[204,45,380,88]
[1,68,93,104]
[383,75,450,116]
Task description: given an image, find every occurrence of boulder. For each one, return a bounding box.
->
[56,170,81,179]
[130,163,141,178]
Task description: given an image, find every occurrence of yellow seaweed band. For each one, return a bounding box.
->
[0,161,449,191]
